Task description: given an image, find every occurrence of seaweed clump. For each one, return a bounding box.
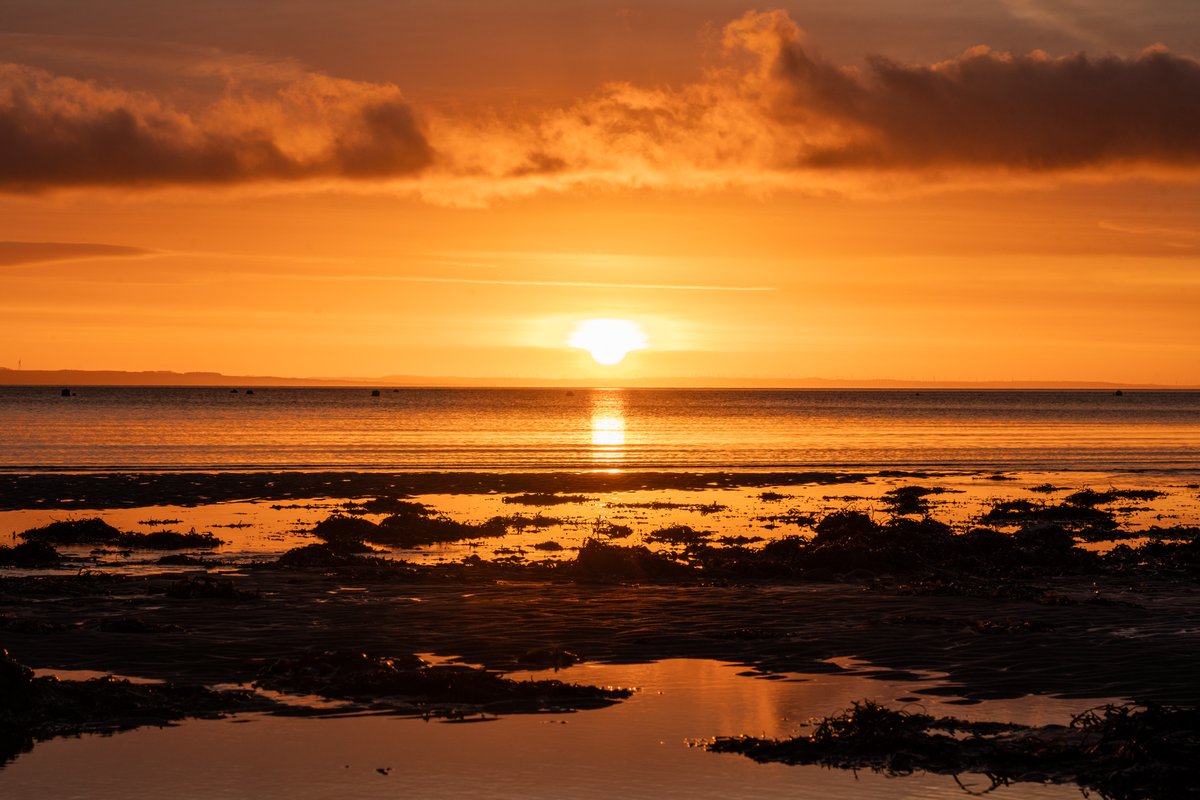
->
[0,541,62,568]
[0,648,266,767]
[706,700,1200,799]
[502,493,595,506]
[881,486,953,515]
[20,518,223,550]
[690,510,1087,581]
[311,508,506,550]
[571,539,694,582]
[254,650,629,715]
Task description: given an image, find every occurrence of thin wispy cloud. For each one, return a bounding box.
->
[276,274,776,293]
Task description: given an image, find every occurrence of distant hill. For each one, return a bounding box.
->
[0,367,1194,390]
[0,368,352,387]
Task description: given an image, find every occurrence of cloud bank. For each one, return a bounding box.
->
[0,65,431,189]
[1,10,1198,199]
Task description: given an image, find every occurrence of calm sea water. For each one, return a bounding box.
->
[0,387,1197,471]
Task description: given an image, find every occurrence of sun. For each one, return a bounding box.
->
[568,318,648,365]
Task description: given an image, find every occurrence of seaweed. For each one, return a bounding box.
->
[706,700,1200,799]
[607,501,727,514]
[311,509,506,550]
[0,649,269,767]
[19,518,222,550]
[571,539,694,582]
[881,486,953,515]
[19,518,122,545]
[502,493,596,506]
[254,649,629,714]
[592,521,633,539]
[980,499,1117,532]
[0,541,62,568]
[488,514,563,531]
[1065,488,1165,507]
[645,525,711,545]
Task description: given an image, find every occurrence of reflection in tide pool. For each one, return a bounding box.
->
[590,390,626,462]
[2,659,1086,799]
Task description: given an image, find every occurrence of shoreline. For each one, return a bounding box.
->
[4,466,1199,511]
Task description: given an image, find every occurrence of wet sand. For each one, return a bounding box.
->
[4,566,1199,705]
[3,468,1199,794]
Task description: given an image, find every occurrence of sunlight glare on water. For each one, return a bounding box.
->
[0,387,1196,471]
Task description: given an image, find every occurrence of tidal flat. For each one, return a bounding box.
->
[2,468,1199,798]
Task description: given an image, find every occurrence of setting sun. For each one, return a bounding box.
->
[568,319,648,365]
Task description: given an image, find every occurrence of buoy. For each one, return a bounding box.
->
[371,389,381,397]
[60,388,72,397]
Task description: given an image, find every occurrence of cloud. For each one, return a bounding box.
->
[431,9,1200,201]
[0,240,152,266]
[1,10,1198,199]
[0,64,431,190]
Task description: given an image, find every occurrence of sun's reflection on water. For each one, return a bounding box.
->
[589,390,626,462]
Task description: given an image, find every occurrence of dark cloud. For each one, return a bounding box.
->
[805,44,1200,170]
[0,65,431,190]
[715,10,1200,171]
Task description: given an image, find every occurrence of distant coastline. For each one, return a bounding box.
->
[0,367,1195,390]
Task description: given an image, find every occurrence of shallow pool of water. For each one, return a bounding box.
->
[3,658,1099,799]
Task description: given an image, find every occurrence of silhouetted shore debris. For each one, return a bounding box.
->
[502,493,595,506]
[0,648,268,767]
[20,518,223,550]
[253,650,629,714]
[593,521,633,538]
[706,700,1200,799]
[608,500,727,514]
[572,540,693,581]
[1064,488,1164,507]
[311,508,506,550]
[980,499,1117,531]
[0,541,62,568]
[267,502,1200,589]
[491,513,563,531]
[881,486,956,515]
[646,525,711,545]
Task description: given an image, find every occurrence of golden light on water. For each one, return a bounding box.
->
[590,390,626,461]
[568,319,648,366]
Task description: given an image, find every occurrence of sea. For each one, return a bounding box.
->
[1,386,1197,472]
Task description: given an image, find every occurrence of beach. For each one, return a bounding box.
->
[3,460,1200,798]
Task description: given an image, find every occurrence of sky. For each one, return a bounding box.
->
[1,0,1198,385]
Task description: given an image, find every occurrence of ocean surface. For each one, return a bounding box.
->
[1,386,1197,472]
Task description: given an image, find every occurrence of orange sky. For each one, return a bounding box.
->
[1,1,1197,384]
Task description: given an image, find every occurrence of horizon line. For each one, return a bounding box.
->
[0,367,1195,391]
